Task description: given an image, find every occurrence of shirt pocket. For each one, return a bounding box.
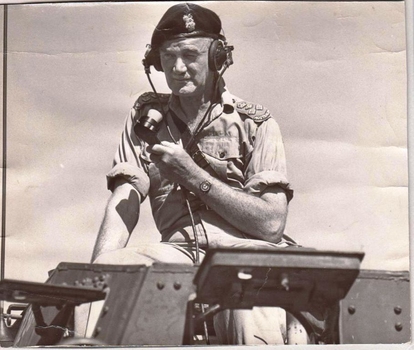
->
[198,136,241,182]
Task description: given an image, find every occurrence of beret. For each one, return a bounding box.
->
[151,3,223,49]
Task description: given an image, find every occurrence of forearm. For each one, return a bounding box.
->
[91,211,132,263]
[91,180,140,262]
[181,166,288,243]
[148,141,288,242]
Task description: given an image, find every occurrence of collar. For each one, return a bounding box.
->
[220,80,236,115]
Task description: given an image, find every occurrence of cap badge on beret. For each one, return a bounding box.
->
[183,13,196,32]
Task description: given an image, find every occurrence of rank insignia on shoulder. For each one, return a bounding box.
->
[133,92,170,110]
[235,100,272,122]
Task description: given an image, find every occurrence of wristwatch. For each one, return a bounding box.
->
[199,180,212,193]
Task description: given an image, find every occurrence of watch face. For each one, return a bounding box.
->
[199,180,212,193]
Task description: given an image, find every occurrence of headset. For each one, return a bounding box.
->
[142,37,234,73]
[137,37,234,146]
[137,37,235,300]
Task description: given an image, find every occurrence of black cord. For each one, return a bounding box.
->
[181,189,200,264]
[184,64,229,153]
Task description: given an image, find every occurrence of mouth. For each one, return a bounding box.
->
[172,76,191,82]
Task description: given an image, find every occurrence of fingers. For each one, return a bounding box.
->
[160,141,175,147]
[147,141,175,154]
[147,141,189,166]
[147,142,172,164]
[147,144,162,155]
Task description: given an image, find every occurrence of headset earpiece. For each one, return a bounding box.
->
[209,39,228,71]
[142,45,163,72]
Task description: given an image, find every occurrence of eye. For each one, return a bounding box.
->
[161,52,174,60]
[183,51,198,60]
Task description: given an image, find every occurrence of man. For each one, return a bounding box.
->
[91,3,295,345]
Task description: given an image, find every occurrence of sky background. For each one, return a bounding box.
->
[0,1,408,283]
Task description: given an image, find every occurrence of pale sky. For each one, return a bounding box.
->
[1,1,408,283]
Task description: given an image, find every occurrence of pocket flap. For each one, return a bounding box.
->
[198,136,240,160]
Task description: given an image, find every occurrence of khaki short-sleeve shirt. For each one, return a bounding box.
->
[107,88,294,248]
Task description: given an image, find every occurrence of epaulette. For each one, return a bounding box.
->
[133,92,170,111]
[235,100,272,123]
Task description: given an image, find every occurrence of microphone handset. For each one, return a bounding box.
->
[134,109,163,145]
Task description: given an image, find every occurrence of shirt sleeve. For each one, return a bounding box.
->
[244,117,294,202]
[106,108,150,201]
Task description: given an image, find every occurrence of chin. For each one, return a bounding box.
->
[174,88,199,97]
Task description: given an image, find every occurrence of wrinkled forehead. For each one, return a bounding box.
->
[160,37,213,52]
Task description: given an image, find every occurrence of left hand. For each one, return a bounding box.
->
[147,141,199,184]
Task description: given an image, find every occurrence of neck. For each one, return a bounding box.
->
[178,84,217,132]
[179,93,212,121]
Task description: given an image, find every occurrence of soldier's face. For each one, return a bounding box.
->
[160,37,215,98]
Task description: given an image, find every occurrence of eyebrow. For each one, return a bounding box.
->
[161,45,202,53]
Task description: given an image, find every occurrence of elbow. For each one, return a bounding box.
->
[257,212,287,244]
[256,187,289,243]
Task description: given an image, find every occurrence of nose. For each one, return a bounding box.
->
[173,57,187,74]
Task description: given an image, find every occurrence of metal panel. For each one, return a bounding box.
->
[114,263,197,346]
[13,262,149,346]
[340,270,410,344]
[0,279,105,306]
[195,248,364,311]
[12,262,197,346]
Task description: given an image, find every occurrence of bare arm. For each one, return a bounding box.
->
[186,173,287,243]
[149,142,288,243]
[189,172,287,242]
[91,178,141,262]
